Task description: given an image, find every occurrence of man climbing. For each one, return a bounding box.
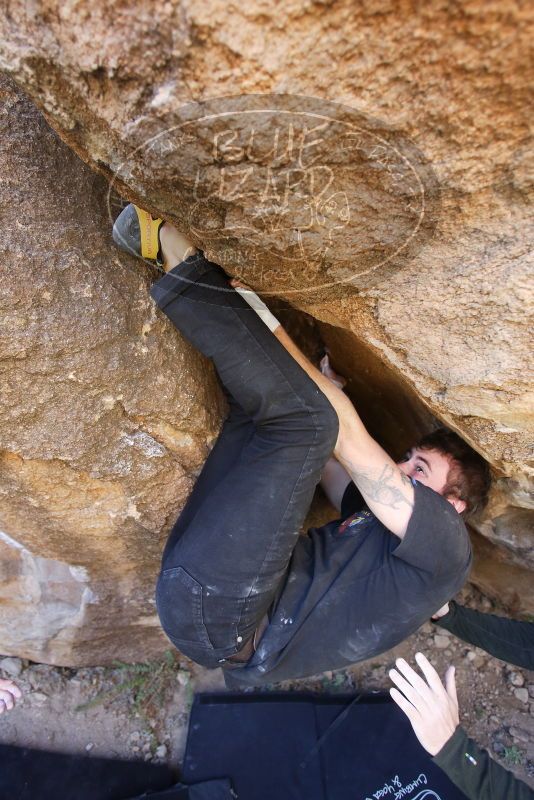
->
[112,204,490,687]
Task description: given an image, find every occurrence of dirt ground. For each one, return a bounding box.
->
[1,585,533,792]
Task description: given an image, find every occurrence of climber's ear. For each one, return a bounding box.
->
[445,494,466,515]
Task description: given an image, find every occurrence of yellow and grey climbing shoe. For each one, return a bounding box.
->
[112,204,165,267]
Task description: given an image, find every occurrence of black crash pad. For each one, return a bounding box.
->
[0,743,175,800]
[182,692,468,800]
[0,744,235,800]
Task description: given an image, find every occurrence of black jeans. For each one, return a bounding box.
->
[150,253,339,668]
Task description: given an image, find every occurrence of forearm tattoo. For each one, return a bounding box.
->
[341,461,414,510]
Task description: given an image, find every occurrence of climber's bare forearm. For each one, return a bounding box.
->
[334,429,414,537]
[272,325,414,537]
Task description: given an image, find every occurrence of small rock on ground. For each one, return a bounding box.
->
[513,688,529,704]
[0,658,23,678]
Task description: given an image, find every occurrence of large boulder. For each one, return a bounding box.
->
[0,76,225,664]
[0,1,531,666]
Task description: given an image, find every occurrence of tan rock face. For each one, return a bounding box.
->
[0,77,225,664]
[0,1,532,664]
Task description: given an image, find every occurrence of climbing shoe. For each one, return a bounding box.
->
[112,204,165,267]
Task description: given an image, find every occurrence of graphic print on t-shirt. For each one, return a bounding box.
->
[337,508,373,535]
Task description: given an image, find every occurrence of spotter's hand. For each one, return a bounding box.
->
[0,678,22,714]
[432,603,450,620]
[389,652,459,756]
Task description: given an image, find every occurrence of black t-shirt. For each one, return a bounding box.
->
[224,479,472,688]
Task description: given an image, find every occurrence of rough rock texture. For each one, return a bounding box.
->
[0,76,225,664]
[0,1,532,663]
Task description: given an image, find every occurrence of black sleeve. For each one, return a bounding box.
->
[433,601,534,670]
[391,481,472,576]
[340,481,366,519]
[434,726,534,800]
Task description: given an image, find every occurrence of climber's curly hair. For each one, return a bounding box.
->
[415,428,491,518]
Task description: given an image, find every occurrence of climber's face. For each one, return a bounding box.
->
[398,446,466,514]
[397,447,452,496]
